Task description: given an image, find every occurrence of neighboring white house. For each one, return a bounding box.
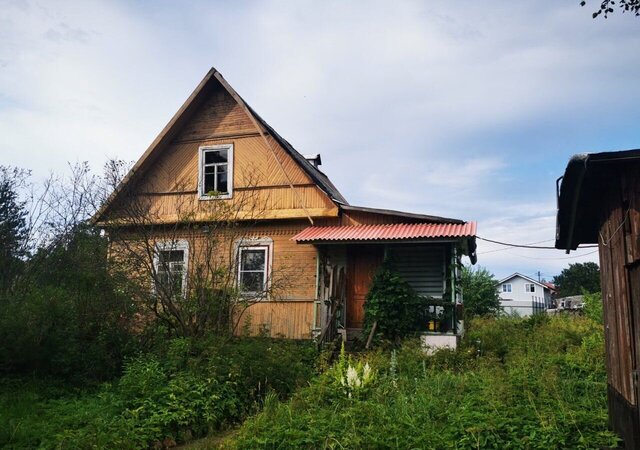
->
[496,273,553,316]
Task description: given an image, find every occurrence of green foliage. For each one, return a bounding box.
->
[0,226,138,382]
[230,315,618,449]
[363,258,431,341]
[553,262,601,298]
[0,166,29,290]
[461,265,502,317]
[0,337,317,449]
[583,292,604,324]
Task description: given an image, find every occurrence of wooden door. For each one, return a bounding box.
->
[346,245,384,329]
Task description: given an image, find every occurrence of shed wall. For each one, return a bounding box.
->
[597,162,640,448]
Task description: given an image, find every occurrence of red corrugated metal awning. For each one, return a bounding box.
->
[292,222,477,243]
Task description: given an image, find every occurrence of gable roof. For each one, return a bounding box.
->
[92,67,347,224]
[496,273,551,290]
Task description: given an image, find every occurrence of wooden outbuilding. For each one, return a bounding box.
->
[556,149,640,448]
[93,67,477,343]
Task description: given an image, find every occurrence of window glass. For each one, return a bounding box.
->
[201,148,230,195]
[205,149,227,164]
[239,247,267,294]
[155,248,186,297]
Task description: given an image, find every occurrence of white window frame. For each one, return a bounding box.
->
[198,144,233,200]
[235,238,273,299]
[524,283,536,293]
[502,283,512,293]
[153,240,189,297]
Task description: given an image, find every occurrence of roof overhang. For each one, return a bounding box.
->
[293,222,477,263]
[555,148,640,251]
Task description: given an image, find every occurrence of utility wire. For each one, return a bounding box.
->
[476,236,598,250]
[478,239,555,255]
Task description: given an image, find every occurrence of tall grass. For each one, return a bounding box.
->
[230,315,618,449]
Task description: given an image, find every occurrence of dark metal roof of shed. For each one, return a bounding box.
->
[555,148,640,251]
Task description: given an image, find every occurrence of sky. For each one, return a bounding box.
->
[1,0,639,280]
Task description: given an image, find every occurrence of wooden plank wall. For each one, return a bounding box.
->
[111,83,337,222]
[110,220,318,339]
[599,190,634,405]
[235,301,314,339]
[599,163,640,447]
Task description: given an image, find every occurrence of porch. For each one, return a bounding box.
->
[292,222,477,345]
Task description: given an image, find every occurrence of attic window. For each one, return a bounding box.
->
[525,283,536,293]
[199,144,233,199]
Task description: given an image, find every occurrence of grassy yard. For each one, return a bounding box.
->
[228,315,618,449]
[0,315,618,449]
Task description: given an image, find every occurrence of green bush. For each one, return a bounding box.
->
[363,258,430,341]
[230,315,619,449]
[0,337,317,449]
[0,227,138,383]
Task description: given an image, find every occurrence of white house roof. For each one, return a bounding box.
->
[496,273,551,290]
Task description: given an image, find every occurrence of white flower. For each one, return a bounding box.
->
[362,363,372,384]
[346,365,361,389]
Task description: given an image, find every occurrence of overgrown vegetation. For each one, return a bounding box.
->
[460,265,502,317]
[230,315,618,449]
[363,258,431,342]
[553,262,601,298]
[0,337,317,449]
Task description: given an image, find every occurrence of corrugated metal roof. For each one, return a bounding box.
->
[292,222,477,243]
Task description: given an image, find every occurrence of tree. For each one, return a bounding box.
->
[0,167,29,290]
[461,265,502,317]
[581,0,640,18]
[103,163,300,338]
[553,262,600,298]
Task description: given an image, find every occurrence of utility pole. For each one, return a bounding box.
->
[537,271,541,282]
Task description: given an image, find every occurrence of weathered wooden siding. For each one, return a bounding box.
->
[110,83,337,222]
[598,162,640,448]
[109,220,318,339]
[236,301,314,339]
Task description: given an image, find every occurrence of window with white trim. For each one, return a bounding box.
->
[154,241,188,297]
[502,283,512,293]
[199,144,233,199]
[238,246,269,295]
[525,283,535,293]
[236,238,273,297]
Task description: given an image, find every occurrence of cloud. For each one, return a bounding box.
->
[0,0,637,279]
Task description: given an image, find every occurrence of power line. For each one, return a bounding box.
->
[476,236,598,250]
[478,239,555,255]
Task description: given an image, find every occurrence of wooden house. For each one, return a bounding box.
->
[93,68,477,343]
[556,149,640,448]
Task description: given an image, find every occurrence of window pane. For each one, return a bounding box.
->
[204,173,216,193]
[204,149,227,164]
[241,249,265,271]
[159,250,184,263]
[217,171,228,193]
[240,271,265,293]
